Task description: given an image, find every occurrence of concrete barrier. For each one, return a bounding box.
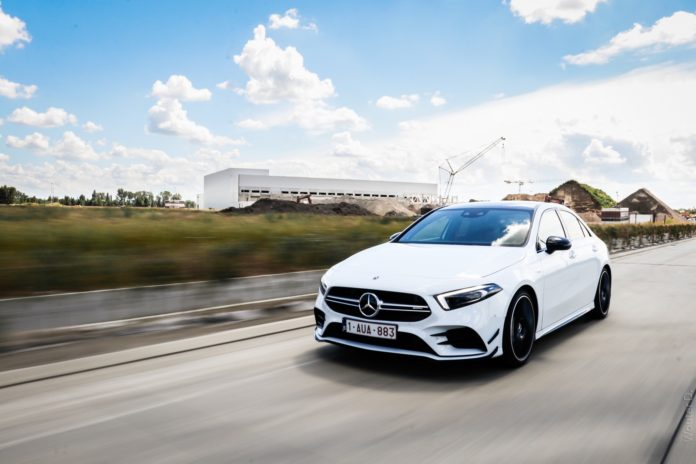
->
[0,270,324,334]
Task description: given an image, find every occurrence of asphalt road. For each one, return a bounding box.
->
[1,240,696,463]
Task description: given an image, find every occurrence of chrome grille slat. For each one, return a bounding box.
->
[325,286,432,322]
[378,307,430,312]
[325,295,359,304]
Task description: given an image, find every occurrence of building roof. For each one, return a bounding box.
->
[549,180,616,209]
[617,188,683,220]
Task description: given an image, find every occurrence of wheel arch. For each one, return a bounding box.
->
[513,284,539,331]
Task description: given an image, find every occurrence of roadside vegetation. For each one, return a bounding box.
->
[592,222,696,249]
[1,206,695,297]
[0,206,410,297]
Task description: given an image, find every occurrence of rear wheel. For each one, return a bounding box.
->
[590,268,611,319]
[502,291,536,368]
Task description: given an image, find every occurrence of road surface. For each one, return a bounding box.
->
[1,240,695,463]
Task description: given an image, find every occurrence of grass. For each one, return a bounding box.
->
[0,206,411,297]
[2,206,695,297]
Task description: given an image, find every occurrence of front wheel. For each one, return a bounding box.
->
[590,268,611,319]
[501,291,536,368]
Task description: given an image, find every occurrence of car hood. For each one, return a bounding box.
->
[326,242,526,291]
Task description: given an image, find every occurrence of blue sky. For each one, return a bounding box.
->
[1,0,696,206]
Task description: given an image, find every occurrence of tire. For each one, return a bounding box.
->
[501,291,536,368]
[590,268,611,319]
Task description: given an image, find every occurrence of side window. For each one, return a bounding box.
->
[537,210,565,248]
[579,220,592,237]
[558,211,585,241]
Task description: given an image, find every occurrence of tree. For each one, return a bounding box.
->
[0,185,17,204]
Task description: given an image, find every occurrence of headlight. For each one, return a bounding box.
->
[319,276,328,295]
[435,284,502,310]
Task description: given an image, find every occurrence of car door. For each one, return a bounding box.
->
[558,210,598,310]
[536,209,578,330]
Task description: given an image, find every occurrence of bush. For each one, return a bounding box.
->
[0,207,412,296]
[590,222,696,250]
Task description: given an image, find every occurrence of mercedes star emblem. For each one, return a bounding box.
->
[359,292,381,318]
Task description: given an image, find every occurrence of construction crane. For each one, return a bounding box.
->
[504,179,534,194]
[439,136,506,204]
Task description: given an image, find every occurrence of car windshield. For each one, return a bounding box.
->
[397,207,533,247]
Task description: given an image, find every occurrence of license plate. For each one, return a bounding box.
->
[343,318,397,340]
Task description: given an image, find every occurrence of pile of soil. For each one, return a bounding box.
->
[221,199,374,216]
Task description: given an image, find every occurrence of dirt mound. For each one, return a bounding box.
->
[333,198,419,217]
[221,199,373,216]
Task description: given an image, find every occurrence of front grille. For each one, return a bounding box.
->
[321,323,436,355]
[325,287,431,322]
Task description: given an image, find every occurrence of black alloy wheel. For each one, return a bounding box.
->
[590,268,611,319]
[502,291,536,368]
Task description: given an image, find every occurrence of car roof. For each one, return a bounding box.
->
[440,200,546,210]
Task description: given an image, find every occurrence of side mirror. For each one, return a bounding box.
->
[389,232,402,241]
[545,236,572,254]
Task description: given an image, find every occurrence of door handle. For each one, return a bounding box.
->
[592,244,598,252]
[569,250,576,259]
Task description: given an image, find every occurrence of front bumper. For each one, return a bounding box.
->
[314,290,505,361]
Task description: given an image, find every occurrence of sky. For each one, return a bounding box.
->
[1,0,696,207]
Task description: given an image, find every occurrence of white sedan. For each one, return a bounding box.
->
[314,201,612,367]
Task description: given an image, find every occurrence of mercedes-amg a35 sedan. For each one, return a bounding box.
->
[314,201,612,367]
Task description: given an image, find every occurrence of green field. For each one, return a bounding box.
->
[1,206,695,297]
[0,206,411,297]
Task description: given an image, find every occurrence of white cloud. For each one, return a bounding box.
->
[564,11,696,66]
[147,75,242,146]
[268,8,318,32]
[430,91,447,107]
[7,107,77,127]
[151,75,212,101]
[0,5,31,51]
[231,24,366,133]
[52,131,99,160]
[582,138,626,164]
[216,80,234,90]
[398,120,425,132]
[304,22,319,32]
[268,9,300,30]
[493,92,506,100]
[332,132,366,157]
[6,131,98,160]
[82,121,103,133]
[235,102,368,134]
[147,97,243,145]
[376,94,419,110]
[289,101,369,133]
[0,153,9,162]
[0,76,36,99]
[194,147,240,163]
[110,144,171,165]
[237,118,267,130]
[241,64,696,208]
[508,0,606,25]
[0,141,244,199]
[233,25,335,104]
[6,132,50,151]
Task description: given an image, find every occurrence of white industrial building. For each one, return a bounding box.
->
[201,168,438,210]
